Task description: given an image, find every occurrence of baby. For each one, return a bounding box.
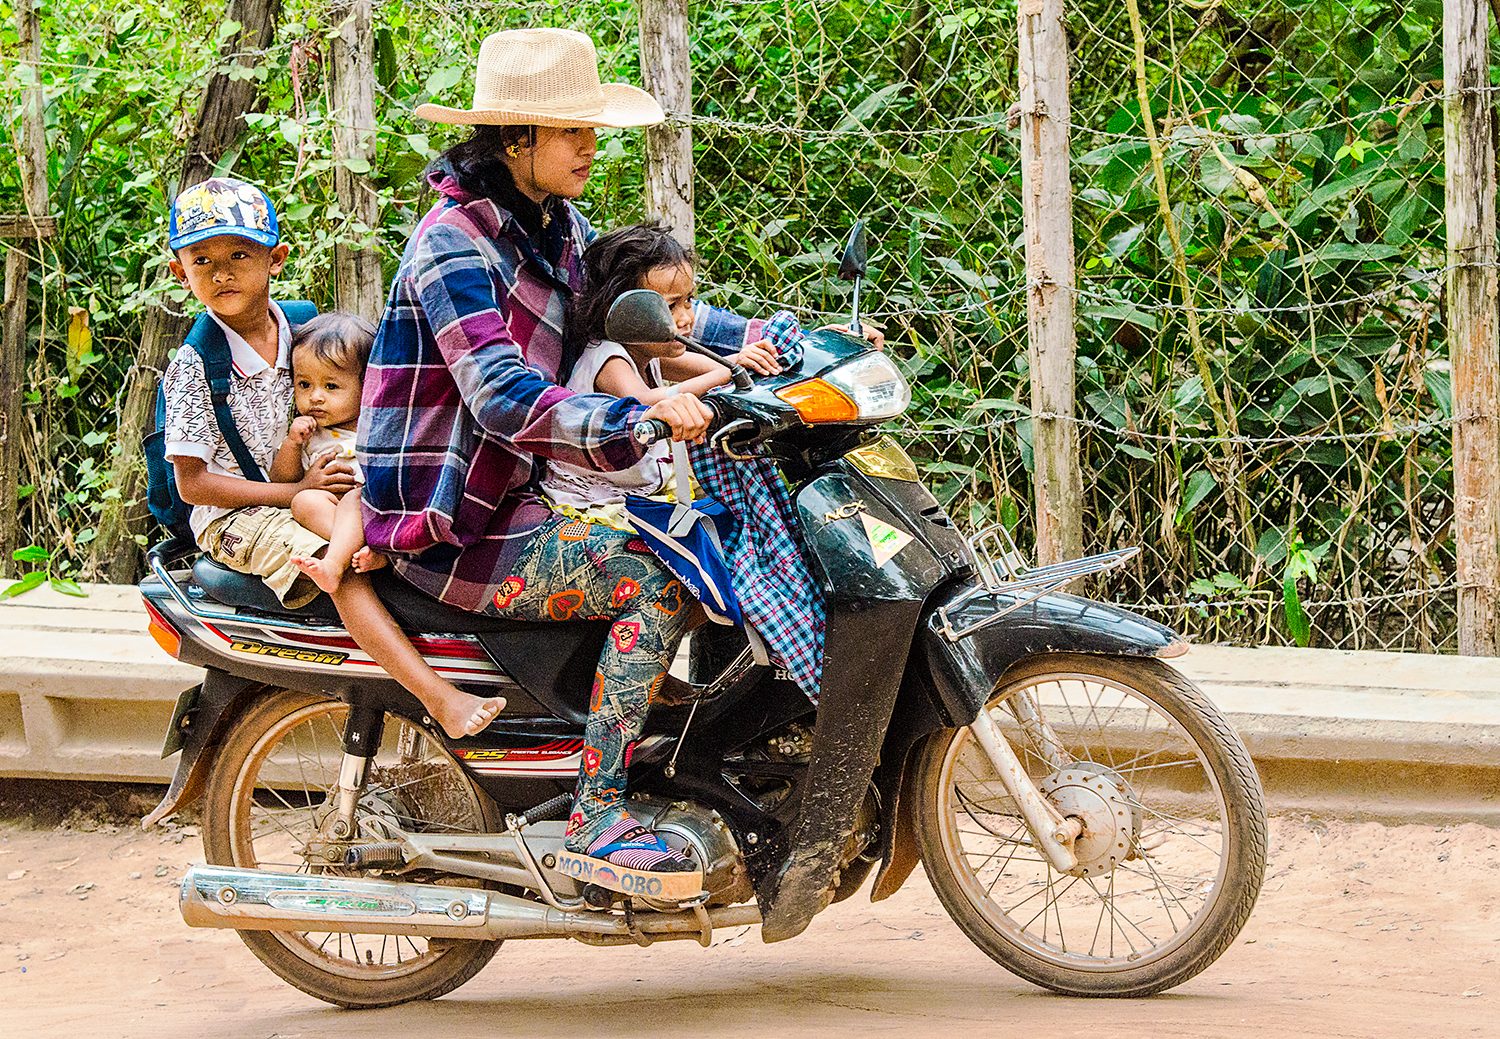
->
[271,313,386,588]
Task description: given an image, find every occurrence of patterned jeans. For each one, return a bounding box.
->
[484,515,692,850]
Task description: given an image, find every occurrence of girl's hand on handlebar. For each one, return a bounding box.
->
[729,339,782,375]
[643,393,713,444]
[820,322,885,351]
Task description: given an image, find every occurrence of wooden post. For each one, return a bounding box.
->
[639,0,695,249]
[91,0,283,582]
[329,0,384,324]
[1018,0,1083,566]
[1,0,51,579]
[1445,0,1500,655]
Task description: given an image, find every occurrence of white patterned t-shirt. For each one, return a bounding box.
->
[162,303,293,545]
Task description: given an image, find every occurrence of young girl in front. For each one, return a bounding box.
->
[274,313,504,739]
[541,222,782,524]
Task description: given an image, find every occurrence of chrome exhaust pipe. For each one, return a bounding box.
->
[181,865,760,941]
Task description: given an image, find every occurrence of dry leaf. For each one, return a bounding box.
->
[6,870,26,881]
[54,857,79,871]
[1462,988,1483,998]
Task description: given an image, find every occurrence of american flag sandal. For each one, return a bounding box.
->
[555,818,704,902]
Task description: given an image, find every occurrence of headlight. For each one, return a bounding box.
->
[775,353,911,424]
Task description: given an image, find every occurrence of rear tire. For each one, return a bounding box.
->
[914,654,1265,996]
[202,689,503,1008]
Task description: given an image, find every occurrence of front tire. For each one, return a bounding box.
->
[914,654,1266,996]
[202,689,503,1008]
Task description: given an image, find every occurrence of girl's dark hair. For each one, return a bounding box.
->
[428,124,537,201]
[291,312,376,374]
[566,221,697,359]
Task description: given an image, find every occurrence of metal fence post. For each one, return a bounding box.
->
[639,0,695,249]
[1018,0,1083,566]
[1444,0,1499,655]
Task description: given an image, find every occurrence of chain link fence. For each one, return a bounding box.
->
[0,0,1469,650]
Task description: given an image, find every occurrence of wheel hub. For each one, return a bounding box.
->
[1039,762,1139,876]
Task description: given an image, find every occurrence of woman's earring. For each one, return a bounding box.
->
[506,143,521,158]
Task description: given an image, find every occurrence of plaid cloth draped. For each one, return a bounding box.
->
[688,311,825,703]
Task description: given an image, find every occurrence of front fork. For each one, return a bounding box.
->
[968,691,1083,874]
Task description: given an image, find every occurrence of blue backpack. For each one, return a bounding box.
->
[144,301,318,540]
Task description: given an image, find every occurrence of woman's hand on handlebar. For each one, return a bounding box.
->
[642,392,713,444]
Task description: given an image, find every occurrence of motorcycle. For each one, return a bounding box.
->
[139,228,1266,1008]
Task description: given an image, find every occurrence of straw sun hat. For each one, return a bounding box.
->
[414,27,664,128]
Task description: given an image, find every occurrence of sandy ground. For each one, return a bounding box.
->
[0,786,1496,1039]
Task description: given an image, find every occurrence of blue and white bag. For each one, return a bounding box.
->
[624,440,743,626]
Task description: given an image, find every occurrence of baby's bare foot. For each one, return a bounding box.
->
[352,546,388,573]
[290,554,343,595]
[431,693,505,739]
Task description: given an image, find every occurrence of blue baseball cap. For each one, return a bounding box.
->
[169,177,280,251]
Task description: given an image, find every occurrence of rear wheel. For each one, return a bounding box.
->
[202,689,503,1008]
[914,654,1266,996]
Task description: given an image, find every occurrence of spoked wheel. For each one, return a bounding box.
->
[914,654,1266,996]
[202,689,503,1008]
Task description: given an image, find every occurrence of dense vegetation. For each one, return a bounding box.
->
[0,0,1475,647]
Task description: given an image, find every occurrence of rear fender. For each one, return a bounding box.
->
[141,669,262,827]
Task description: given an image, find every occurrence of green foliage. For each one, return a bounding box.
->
[1,545,86,599]
[0,0,1472,649]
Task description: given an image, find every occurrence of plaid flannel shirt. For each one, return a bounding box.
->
[360,172,759,611]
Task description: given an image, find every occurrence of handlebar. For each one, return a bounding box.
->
[632,418,674,446]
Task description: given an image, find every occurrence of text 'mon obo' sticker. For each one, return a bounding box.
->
[860,513,914,567]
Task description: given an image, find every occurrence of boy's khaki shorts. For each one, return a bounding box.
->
[201,505,328,609]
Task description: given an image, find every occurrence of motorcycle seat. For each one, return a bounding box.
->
[191,556,341,623]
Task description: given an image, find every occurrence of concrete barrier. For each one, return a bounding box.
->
[0,583,201,783]
[2,583,1498,820]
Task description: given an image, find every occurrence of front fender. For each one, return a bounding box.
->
[920,585,1187,727]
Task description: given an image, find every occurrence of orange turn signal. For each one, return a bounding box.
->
[774,378,859,423]
[143,599,182,658]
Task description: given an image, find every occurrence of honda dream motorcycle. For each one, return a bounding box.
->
[139,231,1266,1007]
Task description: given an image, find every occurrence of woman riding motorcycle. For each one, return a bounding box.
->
[337,28,771,891]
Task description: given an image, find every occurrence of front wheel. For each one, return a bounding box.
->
[914,654,1266,997]
[202,689,504,1008]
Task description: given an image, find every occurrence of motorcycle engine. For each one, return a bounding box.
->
[627,795,752,908]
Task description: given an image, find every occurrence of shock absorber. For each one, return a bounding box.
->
[332,698,387,838]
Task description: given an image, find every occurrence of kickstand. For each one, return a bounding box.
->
[664,697,698,779]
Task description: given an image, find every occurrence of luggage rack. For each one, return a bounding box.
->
[937,523,1140,642]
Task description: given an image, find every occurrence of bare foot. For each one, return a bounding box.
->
[352,546,388,573]
[290,554,343,595]
[430,692,505,739]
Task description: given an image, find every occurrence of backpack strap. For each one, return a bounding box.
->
[184,313,268,483]
[281,299,318,327]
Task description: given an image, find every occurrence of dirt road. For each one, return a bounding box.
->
[1,798,1496,1039]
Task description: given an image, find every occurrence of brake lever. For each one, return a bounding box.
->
[710,419,763,461]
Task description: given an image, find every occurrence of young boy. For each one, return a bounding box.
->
[161,178,502,738]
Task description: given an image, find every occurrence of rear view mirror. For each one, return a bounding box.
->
[606,289,678,345]
[838,221,868,281]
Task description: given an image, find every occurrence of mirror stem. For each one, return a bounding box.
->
[849,276,863,337]
[680,337,755,391]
